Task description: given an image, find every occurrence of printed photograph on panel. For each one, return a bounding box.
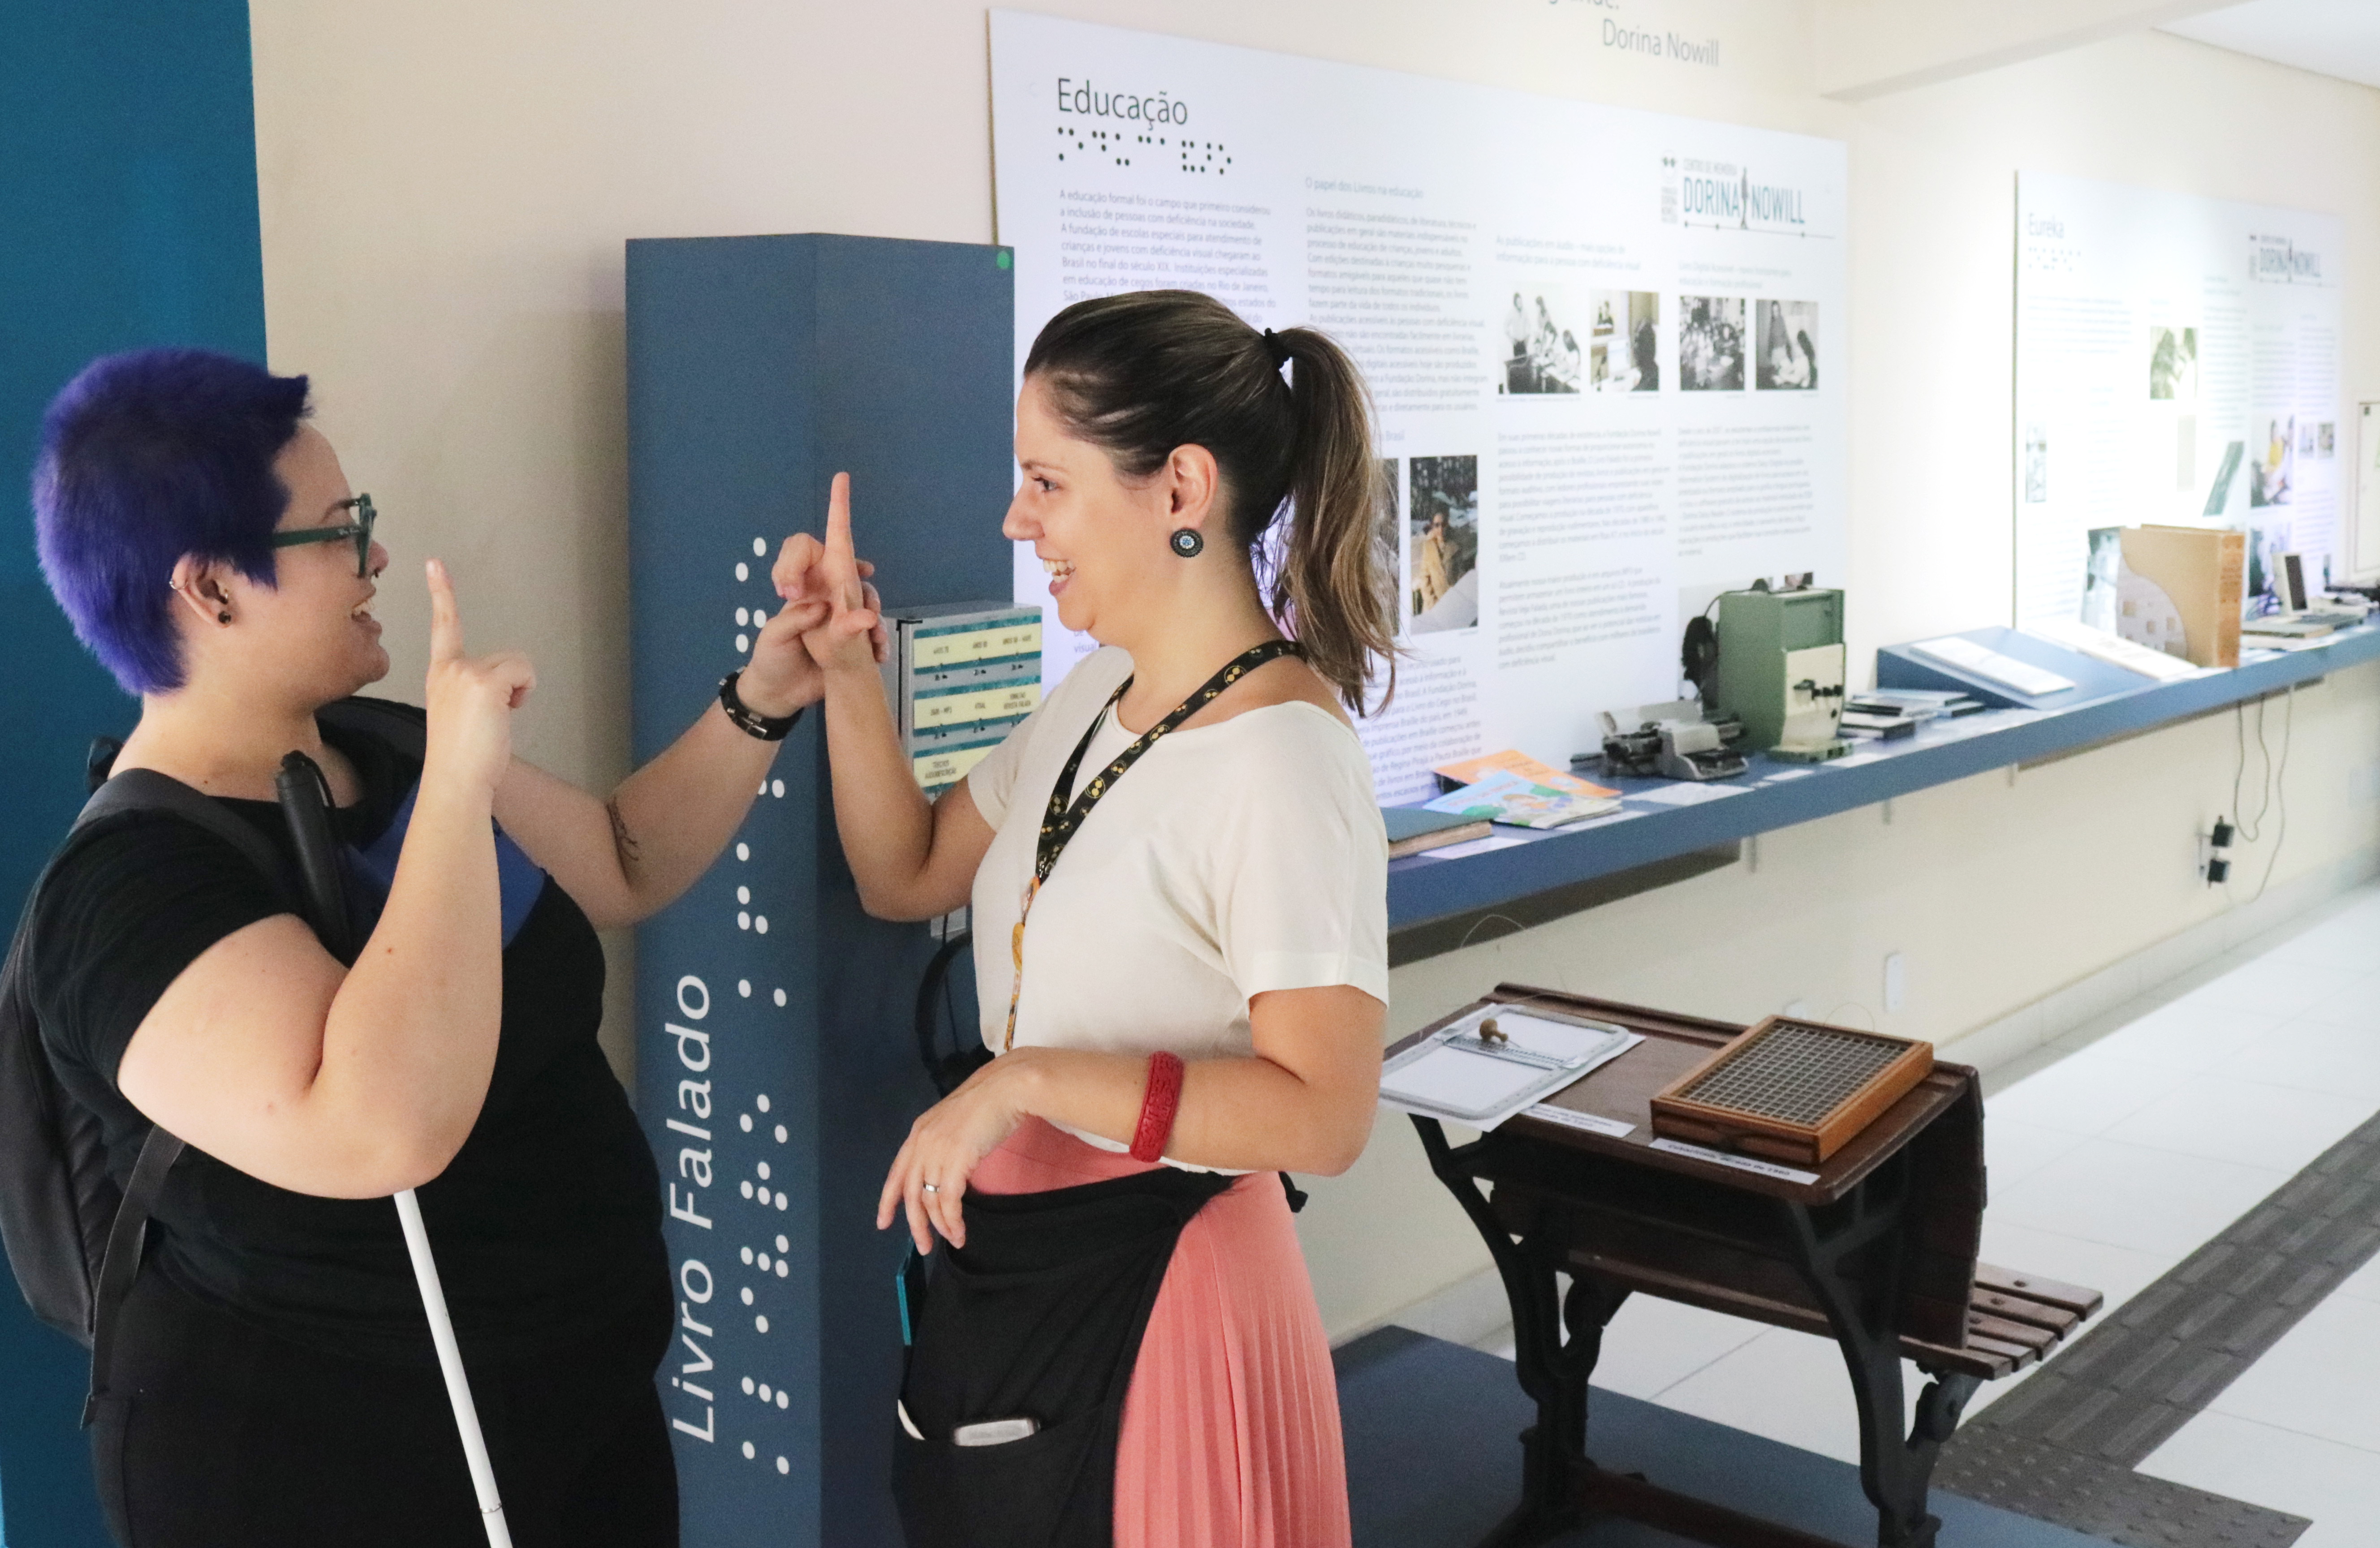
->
[1754,301,1819,390]
[1374,458,1403,636]
[2318,421,2337,457]
[2147,325,2198,401]
[1409,456,1480,634]
[1499,288,1583,395]
[2203,440,2245,516]
[2080,527,2121,632]
[2251,413,2294,507]
[1589,291,1661,392]
[2023,423,2048,503]
[2247,520,2294,611]
[1678,297,1745,391]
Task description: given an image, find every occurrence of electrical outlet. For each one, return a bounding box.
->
[2201,817,2234,886]
[1782,999,1813,1020]
[1882,953,1907,1013]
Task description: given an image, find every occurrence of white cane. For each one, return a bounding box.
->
[271,751,513,1545]
[396,1188,514,1548]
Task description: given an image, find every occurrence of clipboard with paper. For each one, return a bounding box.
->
[1378,1002,1641,1130]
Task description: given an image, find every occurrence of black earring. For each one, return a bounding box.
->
[1169,529,1205,558]
[217,610,232,626]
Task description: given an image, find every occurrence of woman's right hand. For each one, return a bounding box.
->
[423,558,536,796]
[797,473,884,675]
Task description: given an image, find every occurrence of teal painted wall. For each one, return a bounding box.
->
[0,1,266,1542]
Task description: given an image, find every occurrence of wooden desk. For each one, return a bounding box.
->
[1406,986,2082,1548]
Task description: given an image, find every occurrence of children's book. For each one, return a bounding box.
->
[1432,749,1618,802]
[1422,769,1620,829]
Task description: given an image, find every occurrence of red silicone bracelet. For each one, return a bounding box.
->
[1129,1051,1186,1163]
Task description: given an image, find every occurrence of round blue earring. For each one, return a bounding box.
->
[1169,529,1205,558]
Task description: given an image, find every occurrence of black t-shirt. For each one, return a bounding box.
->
[28,713,664,1365]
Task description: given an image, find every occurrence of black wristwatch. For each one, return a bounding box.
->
[719,671,802,741]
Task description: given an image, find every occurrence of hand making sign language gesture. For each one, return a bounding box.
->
[422,558,537,796]
[784,472,1020,1253]
[783,472,888,673]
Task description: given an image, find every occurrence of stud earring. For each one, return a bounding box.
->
[1169,529,1204,559]
[217,610,232,626]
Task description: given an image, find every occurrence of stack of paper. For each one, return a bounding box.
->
[1379,1005,1641,1129]
[1855,688,1985,718]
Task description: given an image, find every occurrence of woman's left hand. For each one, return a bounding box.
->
[878,1052,1040,1253]
[736,533,887,718]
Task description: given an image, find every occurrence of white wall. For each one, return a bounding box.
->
[249,2,2380,1339]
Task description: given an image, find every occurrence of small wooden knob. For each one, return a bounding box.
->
[1479,1018,1506,1045]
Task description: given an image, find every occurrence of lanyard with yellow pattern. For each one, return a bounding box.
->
[1001,638,1305,1052]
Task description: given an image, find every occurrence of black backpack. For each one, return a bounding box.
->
[0,697,424,1421]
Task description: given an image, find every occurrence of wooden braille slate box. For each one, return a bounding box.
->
[1649,1016,1934,1165]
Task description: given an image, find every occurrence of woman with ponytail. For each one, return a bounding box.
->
[784,289,1393,1547]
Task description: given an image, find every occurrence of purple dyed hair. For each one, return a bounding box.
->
[32,348,311,696]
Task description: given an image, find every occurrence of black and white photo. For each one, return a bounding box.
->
[1589,290,1661,392]
[1679,296,1745,391]
[1755,300,1818,390]
[1499,288,1583,394]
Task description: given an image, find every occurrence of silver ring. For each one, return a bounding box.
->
[921,1182,940,1195]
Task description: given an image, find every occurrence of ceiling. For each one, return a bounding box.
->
[2161,0,2380,90]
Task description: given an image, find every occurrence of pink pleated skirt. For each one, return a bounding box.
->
[969,1117,1353,1548]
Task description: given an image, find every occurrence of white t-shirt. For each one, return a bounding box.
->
[966,647,1389,1132]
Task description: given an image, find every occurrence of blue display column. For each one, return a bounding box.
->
[625,234,1015,1548]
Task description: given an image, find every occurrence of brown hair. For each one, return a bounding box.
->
[1024,290,1396,711]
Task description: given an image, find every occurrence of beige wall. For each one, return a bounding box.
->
[249,2,2380,1339]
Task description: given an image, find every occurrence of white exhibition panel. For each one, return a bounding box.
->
[2014,172,2346,628]
[990,12,1846,802]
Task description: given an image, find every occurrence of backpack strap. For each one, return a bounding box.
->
[74,769,296,903]
[317,696,427,763]
[79,1123,182,1426]
[61,767,298,1423]
[51,715,418,1414]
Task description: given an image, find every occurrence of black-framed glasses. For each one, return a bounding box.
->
[269,494,377,577]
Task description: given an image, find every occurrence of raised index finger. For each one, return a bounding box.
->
[426,559,464,663]
[824,473,863,609]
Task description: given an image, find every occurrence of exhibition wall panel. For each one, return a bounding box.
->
[2013,173,2346,628]
[991,13,1848,799]
[244,1,2380,1344]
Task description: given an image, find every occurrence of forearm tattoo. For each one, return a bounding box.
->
[608,797,643,870]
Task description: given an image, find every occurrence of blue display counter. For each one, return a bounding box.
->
[1388,622,2380,955]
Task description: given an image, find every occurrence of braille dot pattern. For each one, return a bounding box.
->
[1672,1023,1908,1126]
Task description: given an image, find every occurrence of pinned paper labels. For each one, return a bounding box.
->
[1522,1105,1635,1139]
[1647,1137,1819,1184]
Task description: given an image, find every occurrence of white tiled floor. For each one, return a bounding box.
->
[1425,882,2380,1532]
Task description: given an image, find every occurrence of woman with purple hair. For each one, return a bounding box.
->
[22,347,864,1546]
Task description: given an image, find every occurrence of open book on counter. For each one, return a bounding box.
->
[1423,750,1621,830]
